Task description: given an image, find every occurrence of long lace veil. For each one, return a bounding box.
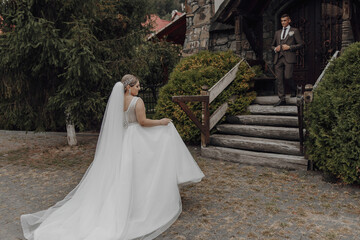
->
[21,82,127,239]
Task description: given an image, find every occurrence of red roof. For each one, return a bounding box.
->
[148,13,186,46]
[143,14,171,33]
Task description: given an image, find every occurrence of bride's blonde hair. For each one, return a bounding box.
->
[121,74,139,92]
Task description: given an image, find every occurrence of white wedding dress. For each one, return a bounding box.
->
[20,82,204,240]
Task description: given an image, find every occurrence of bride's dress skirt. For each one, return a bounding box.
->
[21,123,204,240]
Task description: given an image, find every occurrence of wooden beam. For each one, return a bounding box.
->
[172,93,210,145]
[201,86,210,147]
[172,95,209,103]
[313,51,339,90]
[208,59,244,103]
[242,17,263,59]
[176,101,207,135]
[210,102,228,130]
[257,16,263,60]
[234,14,242,55]
[220,0,244,23]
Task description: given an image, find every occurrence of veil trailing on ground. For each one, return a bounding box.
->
[21,82,130,239]
[21,81,205,240]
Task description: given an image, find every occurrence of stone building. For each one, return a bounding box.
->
[182,0,360,86]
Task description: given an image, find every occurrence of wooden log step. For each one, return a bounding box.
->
[248,104,298,116]
[210,134,302,156]
[226,115,298,127]
[216,124,301,141]
[254,96,297,105]
[201,146,308,170]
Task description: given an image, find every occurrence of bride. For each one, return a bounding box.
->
[21,74,204,240]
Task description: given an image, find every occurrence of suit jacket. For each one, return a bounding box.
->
[271,27,304,64]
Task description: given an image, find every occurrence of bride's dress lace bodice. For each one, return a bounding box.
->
[124,97,139,127]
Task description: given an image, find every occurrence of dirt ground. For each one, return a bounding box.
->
[0,130,359,240]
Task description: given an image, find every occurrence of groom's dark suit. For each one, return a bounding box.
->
[272,26,304,100]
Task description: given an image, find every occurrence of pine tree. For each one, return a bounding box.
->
[0,0,150,133]
[0,0,181,145]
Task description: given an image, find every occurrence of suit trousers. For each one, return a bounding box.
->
[274,56,296,100]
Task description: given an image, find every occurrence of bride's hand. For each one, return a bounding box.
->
[159,118,172,125]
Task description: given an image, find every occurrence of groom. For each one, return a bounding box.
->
[272,14,304,106]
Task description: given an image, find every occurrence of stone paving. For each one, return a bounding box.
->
[0,130,360,240]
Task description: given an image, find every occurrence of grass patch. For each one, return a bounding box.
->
[0,137,97,170]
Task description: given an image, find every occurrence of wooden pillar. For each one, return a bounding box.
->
[200,85,210,147]
[235,13,242,56]
[341,0,354,51]
[257,15,263,60]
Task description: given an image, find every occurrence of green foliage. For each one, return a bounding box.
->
[147,0,184,20]
[305,42,360,184]
[0,0,66,130]
[155,51,256,143]
[129,38,181,86]
[48,19,111,130]
[0,0,180,131]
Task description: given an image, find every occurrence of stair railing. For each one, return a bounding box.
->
[297,93,305,155]
[313,51,340,91]
[172,59,246,147]
[300,50,340,166]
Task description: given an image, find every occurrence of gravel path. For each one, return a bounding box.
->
[0,130,359,240]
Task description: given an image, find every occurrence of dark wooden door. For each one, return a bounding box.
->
[284,0,342,87]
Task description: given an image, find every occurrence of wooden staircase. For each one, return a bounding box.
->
[173,53,341,171]
[172,58,308,170]
[201,96,308,170]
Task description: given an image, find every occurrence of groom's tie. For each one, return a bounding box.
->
[282,27,286,39]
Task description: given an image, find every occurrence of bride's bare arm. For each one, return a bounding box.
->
[135,98,171,127]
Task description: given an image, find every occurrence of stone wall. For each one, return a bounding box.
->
[183,0,214,55]
[209,29,257,60]
[205,0,289,63]
[263,9,277,65]
[184,0,356,61]
[183,0,265,60]
[262,1,280,67]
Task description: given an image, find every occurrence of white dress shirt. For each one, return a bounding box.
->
[274,25,291,52]
[281,25,291,40]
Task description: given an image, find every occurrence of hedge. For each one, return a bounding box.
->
[305,42,360,184]
[154,51,256,143]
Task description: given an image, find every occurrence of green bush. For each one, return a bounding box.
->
[305,42,360,184]
[155,51,256,143]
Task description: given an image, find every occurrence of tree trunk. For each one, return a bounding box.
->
[66,113,77,146]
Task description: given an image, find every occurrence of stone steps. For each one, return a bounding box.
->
[226,114,298,127]
[200,94,307,170]
[201,146,307,170]
[210,134,302,156]
[248,104,298,116]
[254,95,297,105]
[216,124,301,141]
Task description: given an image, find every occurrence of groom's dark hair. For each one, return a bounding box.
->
[281,14,290,19]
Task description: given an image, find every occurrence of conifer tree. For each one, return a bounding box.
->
[0,0,150,132]
[0,0,181,144]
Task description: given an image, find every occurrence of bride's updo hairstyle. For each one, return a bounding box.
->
[121,74,139,92]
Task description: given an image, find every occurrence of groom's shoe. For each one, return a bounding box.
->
[290,91,297,98]
[273,99,286,107]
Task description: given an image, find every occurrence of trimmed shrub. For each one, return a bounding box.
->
[305,42,360,184]
[155,51,256,143]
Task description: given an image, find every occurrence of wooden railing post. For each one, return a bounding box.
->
[172,59,246,148]
[201,85,210,147]
[297,96,304,155]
